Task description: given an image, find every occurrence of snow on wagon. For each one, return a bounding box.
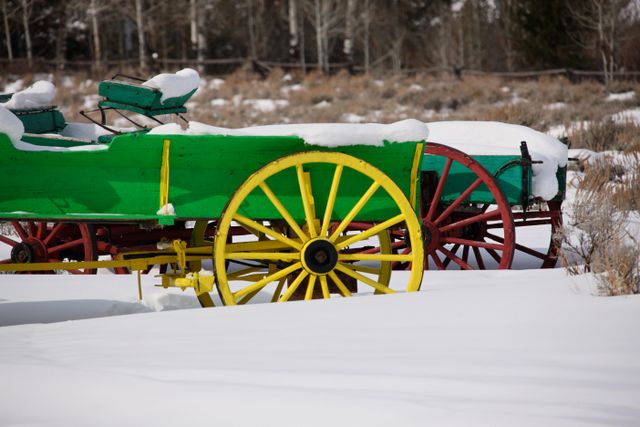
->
[0,70,567,306]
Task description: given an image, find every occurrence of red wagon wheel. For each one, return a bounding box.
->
[485,200,562,269]
[0,221,97,274]
[393,143,515,270]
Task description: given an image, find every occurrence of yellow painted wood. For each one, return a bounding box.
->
[335,214,405,249]
[320,164,343,236]
[159,139,171,213]
[304,275,317,300]
[328,271,352,297]
[279,270,309,302]
[409,143,424,209]
[297,165,317,237]
[258,181,309,241]
[320,275,330,299]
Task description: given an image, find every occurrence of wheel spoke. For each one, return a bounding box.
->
[319,275,330,299]
[486,232,540,258]
[11,222,28,240]
[238,288,263,305]
[336,214,405,249]
[48,238,85,254]
[473,247,486,269]
[434,177,483,225]
[328,271,352,297]
[339,253,413,262]
[258,181,309,242]
[233,262,302,300]
[27,222,37,236]
[488,219,551,228]
[329,181,381,242]
[462,245,470,263]
[226,252,300,261]
[438,246,473,270]
[270,277,287,302]
[304,275,317,300]
[0,234,19,247]
[279,269,309,302]
[335,263,394,294]
[426,158,453,222]
[431,252,446,270]
[346,263,380,274]
[514,242,548,259]
[36,222,46,240]
[233,214,302,250]
[296,165,317,237]
[441,244,460,268]
[441,237,504,251]
[43,223,64,246]
[486,248,502,263]
[320,164,343,236]
[439,209,501,233]
[227,266,265,280]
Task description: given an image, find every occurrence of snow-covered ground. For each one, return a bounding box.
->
[1,269,639,426]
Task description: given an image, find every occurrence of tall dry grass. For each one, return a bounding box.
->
[558,156,640,295]
[4,70,637,140]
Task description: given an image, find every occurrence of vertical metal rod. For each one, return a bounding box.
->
[137,270,143,301]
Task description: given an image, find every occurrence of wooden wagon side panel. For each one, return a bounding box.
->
[0,133,422,223]
[0,133,161,221]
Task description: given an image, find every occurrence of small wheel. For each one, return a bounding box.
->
[0,221,97,274]
[394,143,515,270]
[212,151,424,306]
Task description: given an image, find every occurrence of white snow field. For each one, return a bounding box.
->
[1,269,640,427]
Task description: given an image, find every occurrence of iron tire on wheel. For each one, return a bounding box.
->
[209,151,424,306]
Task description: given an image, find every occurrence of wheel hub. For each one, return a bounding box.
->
[301,238,338,275]
[421,220,441,253]
[11,238,46,264]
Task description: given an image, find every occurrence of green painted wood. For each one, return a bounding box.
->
[422,154,532,205]
[11,108,65,134]
[0,132,421,223]
[21,134,97,148]
[98,81,195,115]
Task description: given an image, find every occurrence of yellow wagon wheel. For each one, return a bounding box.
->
[213,151,424,306]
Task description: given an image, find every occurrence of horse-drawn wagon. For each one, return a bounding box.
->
[0,71,567,306]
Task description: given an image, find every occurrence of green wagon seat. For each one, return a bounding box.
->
[98,80,196,116]
[9,107,66,134]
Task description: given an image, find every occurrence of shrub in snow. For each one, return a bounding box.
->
[568,119,639,152]
[558,158,640,295]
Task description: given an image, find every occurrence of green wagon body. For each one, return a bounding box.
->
[0,133,420,224]
[422,152,565,205]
